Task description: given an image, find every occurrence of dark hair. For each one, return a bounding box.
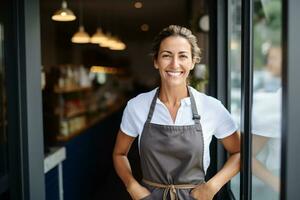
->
[152,25,201,63]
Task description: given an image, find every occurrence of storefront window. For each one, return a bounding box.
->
[228,0,242,197]
[229,0,282,199]
[251,0,282,199]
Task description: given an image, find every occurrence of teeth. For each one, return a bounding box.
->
[167,71,182,77]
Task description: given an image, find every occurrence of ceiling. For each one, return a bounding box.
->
[39,0,206,85]
[41,0,191,42]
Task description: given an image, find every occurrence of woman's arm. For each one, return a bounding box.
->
[252,134,280,192]
[112,130,151,200]
[191,131,241,200]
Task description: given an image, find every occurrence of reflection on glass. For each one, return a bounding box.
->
[251,0,282,199]
[228,0,241,197]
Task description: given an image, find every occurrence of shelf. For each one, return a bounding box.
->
[54,86,92,94]
[55,97,126,142]
[54,107,87,119]
[65,107,87,118]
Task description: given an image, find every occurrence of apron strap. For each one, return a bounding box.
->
[146,87,201,124]
[188,87,201,125]
[146,88,160,123]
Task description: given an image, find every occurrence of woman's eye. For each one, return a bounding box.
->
[162,54,171,58]
[180,55,188,59]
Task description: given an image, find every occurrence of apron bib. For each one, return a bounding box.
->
[139,87,205,200]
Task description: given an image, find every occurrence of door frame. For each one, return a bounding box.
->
[281,0,300,199]
[3,0,45,199]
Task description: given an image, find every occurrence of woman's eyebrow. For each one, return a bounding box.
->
[159,50,189,54]
[178,51,189,54]
[159,50,172,54]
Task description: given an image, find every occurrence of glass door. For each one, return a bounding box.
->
[228,0,282,199]
[228,0,242,198]
[251,0,282,199]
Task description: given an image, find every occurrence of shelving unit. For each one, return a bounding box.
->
[44,85,127,146]
[42,64,129,152]
[53,86,92,94]
[55,99,125,142]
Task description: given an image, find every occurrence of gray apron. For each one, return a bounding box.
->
[139,87,205,200]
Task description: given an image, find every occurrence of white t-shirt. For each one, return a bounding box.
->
[252,88,281,172]
[120,86,238,173]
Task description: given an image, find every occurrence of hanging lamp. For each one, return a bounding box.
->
[52,0,76,21]
[71,26,90,43]
[108,37,126,50]
[109,39,126,50]
[90,28,108,44]
[102,6,126,51]
[71,0,90,43]
[99,32,113,48]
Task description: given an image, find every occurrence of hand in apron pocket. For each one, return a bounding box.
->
[189,194,197,200]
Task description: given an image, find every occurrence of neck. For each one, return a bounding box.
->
[159,84,189,106]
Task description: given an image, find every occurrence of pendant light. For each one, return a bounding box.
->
[109,36,126,50]
[98,32,113,48]
[71,26,90,43]
[99,6,126,51]
[90,28,108,44]
[52,0,76,21]
[71,0,90,43]
[109,41,126,51]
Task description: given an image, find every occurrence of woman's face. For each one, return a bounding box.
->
[266,47,282,77]
[154,36,194,87]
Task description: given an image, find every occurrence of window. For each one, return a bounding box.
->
[228,0,242,198]
[251,0,282,199]
[229,0,282,199]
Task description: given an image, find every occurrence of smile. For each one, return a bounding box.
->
[166,71,183,77]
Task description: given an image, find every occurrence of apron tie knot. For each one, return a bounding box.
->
[169,185,177,200]
[143,179,199,200]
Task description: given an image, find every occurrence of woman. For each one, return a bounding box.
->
[113,25,240,200]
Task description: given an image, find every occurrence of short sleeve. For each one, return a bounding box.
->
[120,101,139,137]
[214,101,238,139]
[251,89,281,138]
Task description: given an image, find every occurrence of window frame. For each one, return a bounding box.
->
[2,0,45,199]
[281,0,300,199]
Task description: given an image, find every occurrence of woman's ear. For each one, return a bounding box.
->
[154,59,159,69]
[191,64,195,70]
[190,61,196,70]
[191,57,200,70]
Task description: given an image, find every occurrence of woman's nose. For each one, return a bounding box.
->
[170,56,180,68]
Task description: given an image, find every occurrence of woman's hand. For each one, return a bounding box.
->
[127,181,151,200]
[190,182,217,200]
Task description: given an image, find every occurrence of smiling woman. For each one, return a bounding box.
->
[154,36,194,89]
[112,25,240,200]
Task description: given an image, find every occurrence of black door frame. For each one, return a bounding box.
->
[281,0,300,199]
[208,0,232,199]
[239,0,253,199]
[3,0,45,199]
[209,1,253,199]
